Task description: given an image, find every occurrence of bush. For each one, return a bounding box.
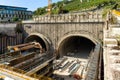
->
[14,23,23,33]
[13,17,19,22]
[33,0,120,15]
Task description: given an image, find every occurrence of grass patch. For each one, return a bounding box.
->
[34,0,120,15]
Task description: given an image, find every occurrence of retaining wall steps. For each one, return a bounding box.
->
[104,38,117,47]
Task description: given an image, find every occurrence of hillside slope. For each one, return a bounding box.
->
[34,0,120,15]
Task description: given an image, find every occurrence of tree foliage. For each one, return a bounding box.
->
[12,17,19,22]
[34,7,47,15]
[33,0,120,15]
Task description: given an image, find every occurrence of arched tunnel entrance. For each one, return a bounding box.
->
[25,33,51,52]
[58,36,96,59]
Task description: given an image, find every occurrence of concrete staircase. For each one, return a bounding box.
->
[104,24,120,80]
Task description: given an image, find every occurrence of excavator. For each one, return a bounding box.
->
[112,9,120,21]
[110,4,120,22]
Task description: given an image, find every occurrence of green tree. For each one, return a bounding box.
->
[63,0,68,4]
[12,17,19,22]
[34,7,46,15]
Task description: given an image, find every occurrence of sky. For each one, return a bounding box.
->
[0,0,61,11]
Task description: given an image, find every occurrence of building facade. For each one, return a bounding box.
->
[0,5,33,22]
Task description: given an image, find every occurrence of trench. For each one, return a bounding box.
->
[58,36,96,59]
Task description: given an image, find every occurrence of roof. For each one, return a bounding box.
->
[0,5,27,11]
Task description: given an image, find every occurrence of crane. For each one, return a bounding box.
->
[48,0,52,15]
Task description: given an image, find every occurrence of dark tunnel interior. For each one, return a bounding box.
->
[25,35,47,51]
[58,36,96,59]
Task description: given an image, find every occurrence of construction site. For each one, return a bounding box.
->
[0,32,102,80]
[0,12,103,79]
[0,1,120,80]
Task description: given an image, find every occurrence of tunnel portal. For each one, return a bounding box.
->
[25,34,48,52]
[58,36,96,59]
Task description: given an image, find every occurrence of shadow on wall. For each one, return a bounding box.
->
[0,23,24,54]
[24,33,54,55]
[57,36,96,59]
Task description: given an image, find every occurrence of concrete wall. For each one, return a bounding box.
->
[33,13,103,23]
[23,22,104,52]
[0,23,23,53]
[0,13,105,54]
[0,23,16,36]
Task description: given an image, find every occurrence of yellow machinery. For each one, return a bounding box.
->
[48,0,52,15]
[112,9,120,16]
[106,4,120,24]
[112,9,120,21]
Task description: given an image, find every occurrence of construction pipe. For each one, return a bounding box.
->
[25,33,52,52]
[8,42,43,53]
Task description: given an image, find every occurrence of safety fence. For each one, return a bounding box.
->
[0,33,23,54]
